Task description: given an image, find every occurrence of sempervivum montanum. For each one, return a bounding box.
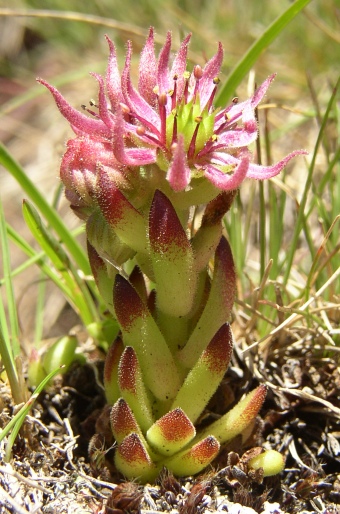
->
[39,28,306,482]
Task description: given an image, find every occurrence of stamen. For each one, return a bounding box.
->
[183,71,190,103]
[81,105,100,118]
[205,77,220,112]
[196,134,218,159]
[187,121,201,160]
[194,65,203,80]
[192,65,203,100]
[139,131,167,150]
[135,123,166,150]
[215,118,231,135]
[232,97,239,104]
[171,113,178,146]
[171,75,178,110]
[158,92,168,146]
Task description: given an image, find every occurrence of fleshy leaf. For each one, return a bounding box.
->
[149,190,197,317]
[97,166,147,253]
[87,240,116,314]
[146,408,195,456]
[171,323,233,423]
[111,399,159,463]
[248,449,285,477]
[178,236,236,368]
[196,385,267,445]
[86,210,135,267]
[115,433,160,482]
[164,435,220,476]
[113,274,181,401]
[110,398,141,444]
[192,190,237,272]
[129,265,148,303]
[118,346,154,432]
[104,336,124,405]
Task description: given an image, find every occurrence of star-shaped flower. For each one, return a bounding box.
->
[38,28,306,199]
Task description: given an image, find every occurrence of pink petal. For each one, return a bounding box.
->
[37,78,110,139]
[197,42,223,109]
[166,134,191,191]
[170,33,191,101]
[209,149,251,167]
[246,149,307,179]
[138,27,157,105]
[121,41,161,134]
[157,31,172,94]
[204,157,249,191]
[105,35,124,111]
[212,103,258,150]
[251,73,276,108]
[112,108,156,166]
[90,73,115,131]
[215,130,257,149]
[215,74,276,129]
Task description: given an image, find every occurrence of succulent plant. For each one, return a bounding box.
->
[39,28,305,481]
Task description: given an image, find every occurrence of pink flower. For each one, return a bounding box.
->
[38,28,306,194]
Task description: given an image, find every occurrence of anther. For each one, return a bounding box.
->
[158,92,167,106]
[193,65,203,80]
[81,104,99,118]
[137,126,146,136]
[120,102,131,115]
[193,65,203,100]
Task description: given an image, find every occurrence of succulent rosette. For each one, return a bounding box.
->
[39,28,304,482]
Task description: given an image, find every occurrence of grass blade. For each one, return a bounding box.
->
[0,200,20,358]
[22,200,98,326]
[0,365,66,461]
[216,0,313,104]
[0,141,90,276]
[283,78,340,287]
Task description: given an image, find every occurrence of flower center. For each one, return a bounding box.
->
[156,70,220,171]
